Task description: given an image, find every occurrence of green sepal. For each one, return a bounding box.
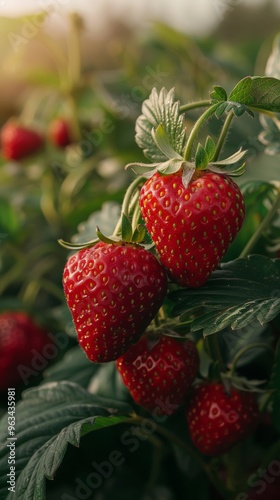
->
[131,224,146,243]
[204,135,216,161]
[211,147,247,166]
[152,124,183,160]
[96,227,121,245]
[210,85,227,102]
[121,213,133,242]
[195,143,209,169]
[58,237,99,250]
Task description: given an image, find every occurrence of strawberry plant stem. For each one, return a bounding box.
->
[205,334,226,372]
[113,177,145,237]
[212,109,235,161]
[179,99,211,113]
[183,103,220,161]
[239,189,280,258]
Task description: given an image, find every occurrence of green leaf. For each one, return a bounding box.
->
[0,382,133,499]
[195,143,209,169]
[170,256,280,336]
[210,85,227,102]
[135,87,186,162]
[229,76,280,113]
[270,341,280,433]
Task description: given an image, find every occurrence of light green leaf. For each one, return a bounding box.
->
[135,87,186,162]
[170,255,280,336]
[229,76,280,113]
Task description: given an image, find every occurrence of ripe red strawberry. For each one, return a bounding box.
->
[49,118,72,148]
[185,382,259,456]
[63,241,167,363]
[0,121,44,160]
[116,334,199,415]
[139,170,245,288]
[0,311,50,391]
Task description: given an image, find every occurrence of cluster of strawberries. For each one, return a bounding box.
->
[0,111,260,458]
[0,118,71,160]
[62,164,259,457]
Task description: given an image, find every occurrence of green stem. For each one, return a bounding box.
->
[205,334,226,372]
[239,189,280,258]
[212,110,235,161]
[112,177,145,237]
[179,99,211,113]
[183,103,220,161]
[229,342,275,378]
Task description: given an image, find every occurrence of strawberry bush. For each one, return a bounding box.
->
[0,14,280,500]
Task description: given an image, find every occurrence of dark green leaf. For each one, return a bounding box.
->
[0,382,133,499]
[135,87,186,162]
[229,76,280,113]
[270,341,280,433]
[170,256,280,335]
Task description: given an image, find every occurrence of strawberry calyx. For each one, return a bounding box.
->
[126,122,247,188]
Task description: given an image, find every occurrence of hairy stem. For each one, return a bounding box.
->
[212,110,235,161]
[183,103,220,161]
[179,100,211,113]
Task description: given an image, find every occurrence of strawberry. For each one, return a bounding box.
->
[116,334,199,415]
[0,311,50,391]
[139,170,245,288]
[63,241,167,363]
[49,118,72,148]
[0,121,44,160]
[185,382,259,456]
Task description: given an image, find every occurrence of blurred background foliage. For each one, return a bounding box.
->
[0,1,280,498]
